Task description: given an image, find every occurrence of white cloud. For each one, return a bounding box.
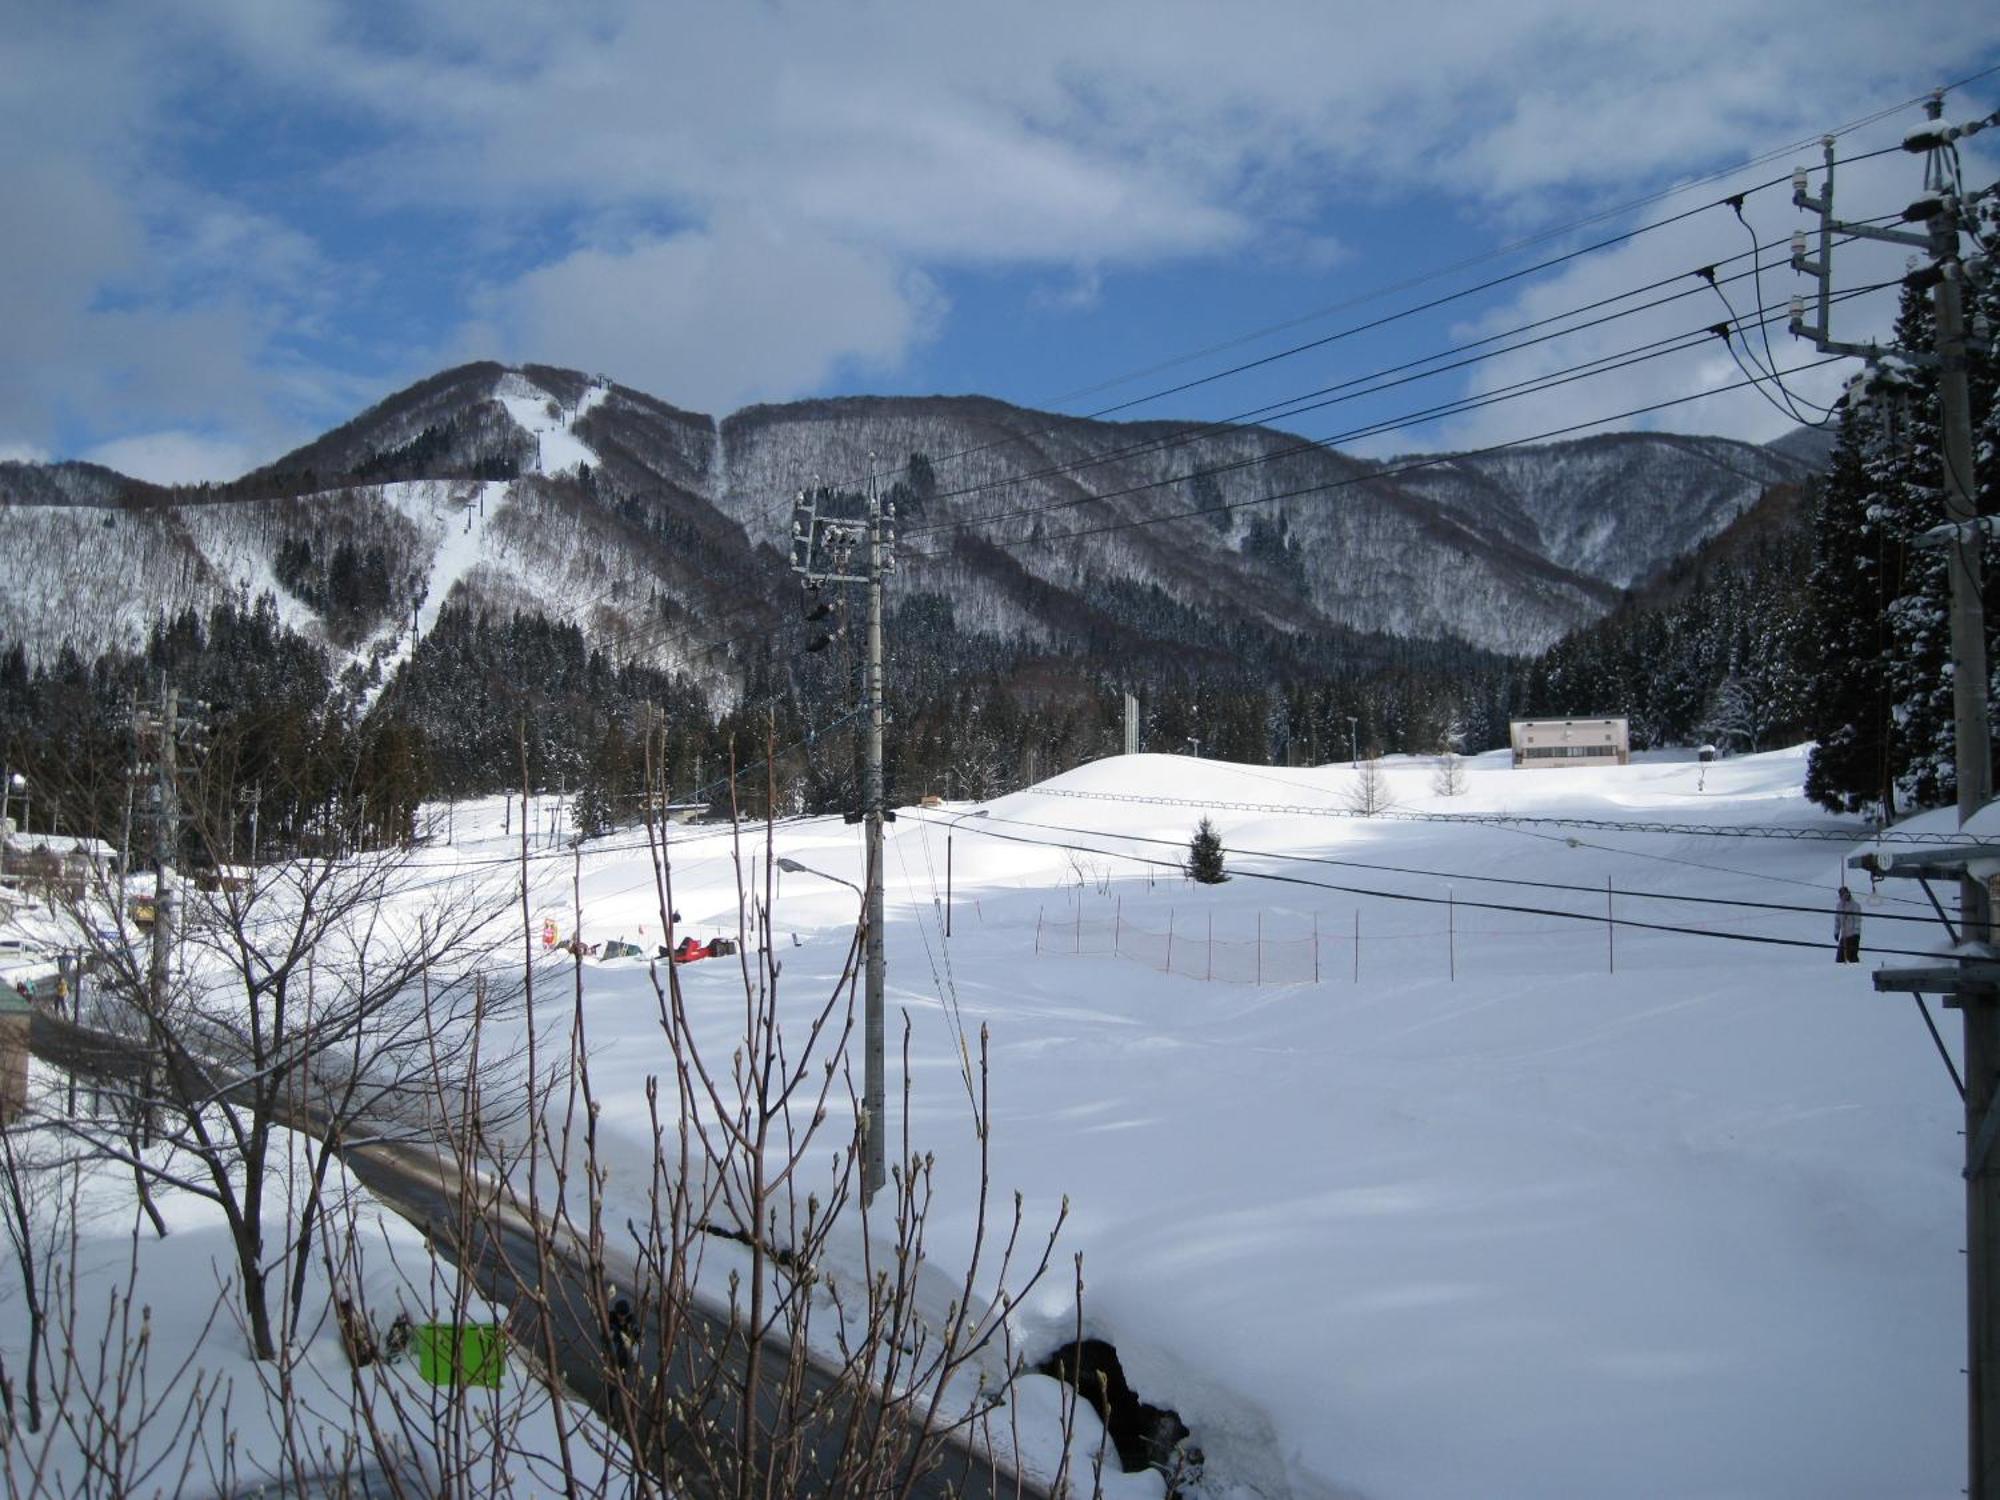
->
[4,0,1997,462]
[0,441,51,465]
[472,217,944,413]
[83,432,257,485]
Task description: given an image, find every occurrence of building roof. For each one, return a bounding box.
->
[3,832,117,859]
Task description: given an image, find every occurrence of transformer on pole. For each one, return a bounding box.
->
[788,480,895,1204]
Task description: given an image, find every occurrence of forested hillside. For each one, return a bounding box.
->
[8,299,1996,859]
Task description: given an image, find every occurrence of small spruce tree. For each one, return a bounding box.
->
[1186,817,1227,884]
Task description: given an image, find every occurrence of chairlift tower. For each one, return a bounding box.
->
[789,478,896,1205]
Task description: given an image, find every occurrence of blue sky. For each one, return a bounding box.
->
[3,1,1997,482]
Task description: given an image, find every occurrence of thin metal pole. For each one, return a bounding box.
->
[1114,894,1122,957]
[1206,911,1213,982]
[1166,908,1175,974]
[1313,911,1320,983]
[1607,877,1615,975]
[1353,909,1360,982]
[945,834,952,938]
[1449,887,1456,982]
[1256,911,1262,986]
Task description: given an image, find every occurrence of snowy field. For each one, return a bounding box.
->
[402,745,1960,1499]
[1,745,1965,1497]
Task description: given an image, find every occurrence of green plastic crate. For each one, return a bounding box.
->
[412,1322,505,1389]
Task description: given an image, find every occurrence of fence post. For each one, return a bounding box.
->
[1449,886,1455,982]
[1035,905,1043,955]
[1607,876,1615,975]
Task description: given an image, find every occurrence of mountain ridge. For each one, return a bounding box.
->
[0,363,1825,679]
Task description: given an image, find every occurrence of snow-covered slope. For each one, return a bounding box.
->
[393,743,1957,1499]
[1389,431,1809,589]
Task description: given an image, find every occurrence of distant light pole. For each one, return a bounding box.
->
[774,855,879,1191]
[1347,718,1359,766]
[775,857,861,898]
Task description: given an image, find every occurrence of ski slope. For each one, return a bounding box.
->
[495,371,606,477]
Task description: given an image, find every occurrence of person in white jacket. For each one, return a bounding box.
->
[1834,886,1863,964]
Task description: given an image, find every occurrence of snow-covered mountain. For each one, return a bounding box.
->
[0,363,1824,677]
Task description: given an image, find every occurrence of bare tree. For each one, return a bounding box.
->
[47,778,512,1363]
[1431,749,1467,798]
[0,1105,66,1435]
[434,724,1088,1496]
[1345,755,1398,817]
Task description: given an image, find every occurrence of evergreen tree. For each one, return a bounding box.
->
[1804,404,1895,813]
[1875,291,1955,810]
[1185,817,1227,884]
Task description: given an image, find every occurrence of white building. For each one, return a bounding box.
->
[1509,717,1630,769]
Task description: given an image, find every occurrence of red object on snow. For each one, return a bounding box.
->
[672,938,712,963]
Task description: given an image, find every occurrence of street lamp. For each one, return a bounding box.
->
[775,854,881,1202]
[775,857,861,897]
[1347,717,1359,767]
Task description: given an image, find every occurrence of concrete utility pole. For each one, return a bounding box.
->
[863,478,888,1205]
[1932,131,2000,1500]
[789,480,894,1204]
[1800,95,2000,1496]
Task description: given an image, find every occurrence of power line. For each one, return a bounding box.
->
[902,225,1896,516]
[902,351,1852,559]
[947,805,1944,924]
[900,268,1896,548]
[806,125,1928,509]
[1024,76,1981,416]
[909,810,1952,960]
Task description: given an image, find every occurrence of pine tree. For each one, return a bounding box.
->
[1185,817,1227,884]
[1804,402,1896,814]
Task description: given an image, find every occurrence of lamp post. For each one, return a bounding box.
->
[1347,718,1359,767]
[775,855,879,1194]
[775,857,861,897]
